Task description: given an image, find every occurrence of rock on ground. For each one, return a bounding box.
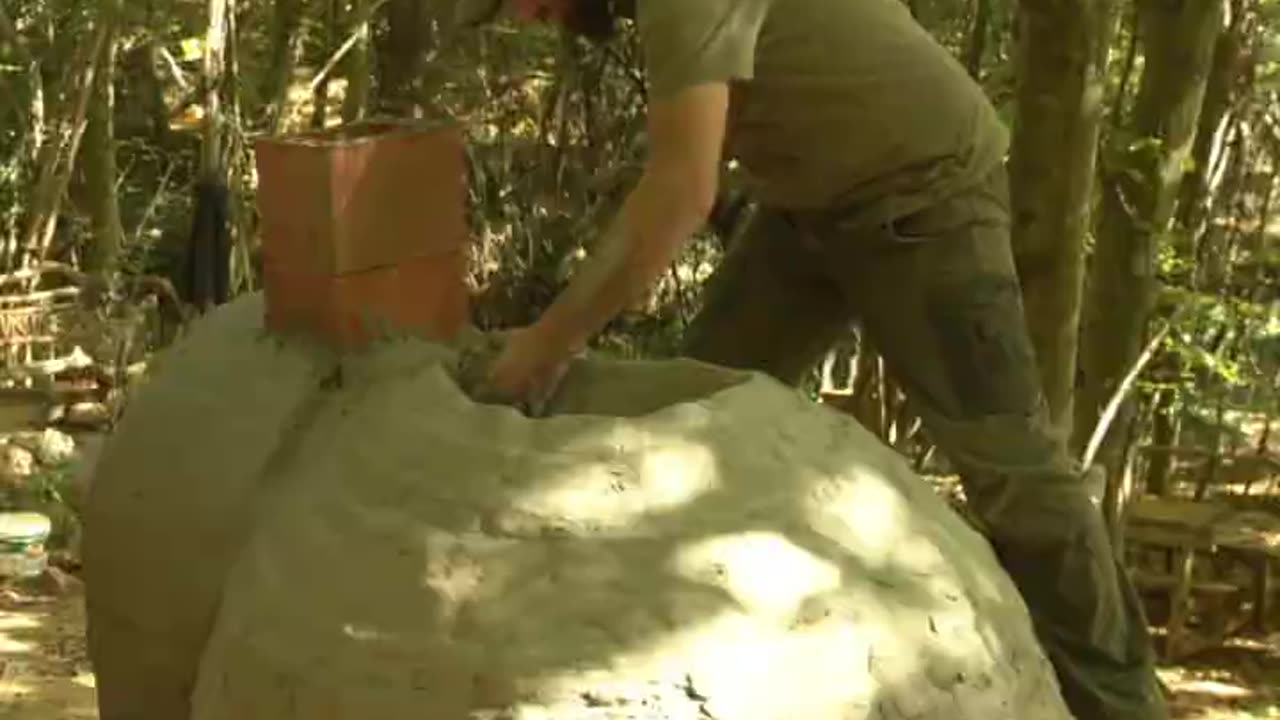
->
[1,442,35,481]
[8,428,77,466]
[83,294,1074,720]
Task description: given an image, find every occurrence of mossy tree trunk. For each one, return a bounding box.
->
[1144,1,1254,495]
[1176,0,1252,246]
[1007,0,1118,440]
[1075,0,1225,487]
[81,19,125,280]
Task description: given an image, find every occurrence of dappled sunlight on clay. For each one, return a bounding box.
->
[524,603,887,720]
[795,437,1023,624]
[511,439,721,530]
[670,531,842,618]
[890,535,951,575]
[636,441,720,507]
[670,616,879,718]
[805,475,909,565]
[414,528,489,625]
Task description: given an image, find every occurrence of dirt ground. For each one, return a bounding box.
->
[1161,633,1280,719]
[0,572,1275,720]
[0,573,97,719]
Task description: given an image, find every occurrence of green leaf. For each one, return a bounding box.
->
[179,37,203,62]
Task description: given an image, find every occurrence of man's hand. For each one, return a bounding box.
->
[472,81,730,414]
[457,326,574,416]
[484,326,573,412]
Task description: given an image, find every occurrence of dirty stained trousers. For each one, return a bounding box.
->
[679,164,1168,720]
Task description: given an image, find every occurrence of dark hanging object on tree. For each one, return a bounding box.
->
[184,177,232,312]
[708,188,752,252]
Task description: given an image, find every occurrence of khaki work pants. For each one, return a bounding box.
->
[680,166,1169,720]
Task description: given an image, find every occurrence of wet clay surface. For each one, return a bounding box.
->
[86,293,1073,720]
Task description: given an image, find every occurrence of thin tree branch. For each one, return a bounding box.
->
[1082,321,1176,469]
[158,46,190,90]
[309,0,391,94]
[22,18,113,273]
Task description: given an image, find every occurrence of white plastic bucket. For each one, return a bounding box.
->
[0,512,52,578]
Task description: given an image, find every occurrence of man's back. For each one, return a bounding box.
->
[638,0,1008,218]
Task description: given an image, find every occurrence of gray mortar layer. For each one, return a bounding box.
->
[82,293,1075,720]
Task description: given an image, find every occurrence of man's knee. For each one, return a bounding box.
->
[912,404,1100,547]
[924,270,1044,420]
[963,464,1099,548]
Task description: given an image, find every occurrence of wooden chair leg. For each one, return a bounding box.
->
[1166,547,1196,660]
[1255,556,1272,634]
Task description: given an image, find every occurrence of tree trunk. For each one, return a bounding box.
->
[1145,385,1181,495]
[225,0,255,296]
[342,0,371,123]
[1176,0,1250,241]
[202,0,227,178]
[964,0,992,79]
[310,0,338,129]
[374,0,427,116]
[1140,4,1251,477]
[1197,118,1249,290]
[1075,0,1225,469]
[1107,5,1140,130]
[124,39,174,145]
[264,0,304,134]
[1007,0,1118,440]
[82,26,125,280]
[0,3,34,129]
[0,3,39,269]
[1196,389,1228,500]
[21,15,111,271]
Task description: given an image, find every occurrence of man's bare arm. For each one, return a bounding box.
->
[527,81,729,355]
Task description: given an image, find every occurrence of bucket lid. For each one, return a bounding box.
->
[0,512,52,543]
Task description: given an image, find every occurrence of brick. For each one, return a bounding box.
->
[327,251,470,348]
[262,261,322,338]
[255,121,467,276]
[262,251,469,351]
[256,120,473,351]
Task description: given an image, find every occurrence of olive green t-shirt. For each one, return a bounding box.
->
[636,0,1008,223]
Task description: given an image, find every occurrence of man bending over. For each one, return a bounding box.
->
[455,1,1167,717]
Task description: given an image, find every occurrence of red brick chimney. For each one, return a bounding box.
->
[254,121,471,350]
